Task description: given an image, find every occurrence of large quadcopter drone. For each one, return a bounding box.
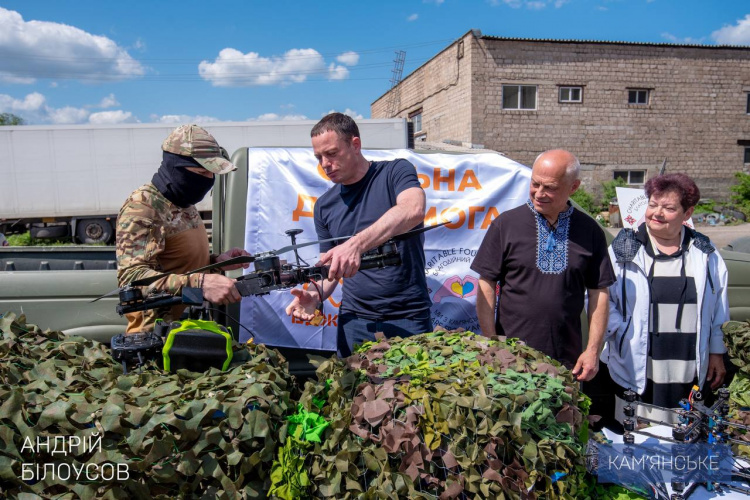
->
[93,222,447,315]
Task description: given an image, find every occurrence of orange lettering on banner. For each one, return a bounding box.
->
[291,313,338,327]
[481,207,500,229]
[433,168,455,191]
[458,171,482,191]
[425,206,439,226]
[418,169,482,192]
[425,205,497,229]
[292,194,317,221]
[467,206,486,229]
[441,207,465,229]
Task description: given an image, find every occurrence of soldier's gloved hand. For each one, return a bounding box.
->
[201,274,242,305]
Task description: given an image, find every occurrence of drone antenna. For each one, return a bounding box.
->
[285,229,304,269]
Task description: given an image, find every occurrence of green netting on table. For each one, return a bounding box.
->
[274,329,593,499]
[0,312,294,499]
[722,321,750,458]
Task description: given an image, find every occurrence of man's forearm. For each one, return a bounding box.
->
[312,278,339,302]
[586,288,610,355]
[348,187,424,253]
[476,278,498,337]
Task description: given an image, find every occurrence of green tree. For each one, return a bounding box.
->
[571,186,599,215]
[0,113,25,126]
[730,171,750,217]
[600,177,628,211]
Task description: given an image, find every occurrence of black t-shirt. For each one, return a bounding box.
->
[314,159,431,319]
[470,201,615,368]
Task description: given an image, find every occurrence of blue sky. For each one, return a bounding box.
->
[0,0,748,125]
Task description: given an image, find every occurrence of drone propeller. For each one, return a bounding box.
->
[90,287,123,303]
[273,220,448,254]
[91,221,449,303]
[90,272,176,303]
[392,220,449,240]
[179,255,257,276]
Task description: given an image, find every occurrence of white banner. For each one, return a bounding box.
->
[239,148,531,350]
[616,187,694,230]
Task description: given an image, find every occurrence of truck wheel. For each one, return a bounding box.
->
[31,224,70,240]
[76,218,113,244]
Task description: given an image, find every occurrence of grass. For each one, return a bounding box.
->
[6,232,74,247]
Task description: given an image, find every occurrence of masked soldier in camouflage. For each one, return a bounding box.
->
[116,124,250,333]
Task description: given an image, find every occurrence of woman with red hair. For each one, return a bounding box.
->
[601,173,728,424]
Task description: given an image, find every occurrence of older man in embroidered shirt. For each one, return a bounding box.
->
[470,149,615,381]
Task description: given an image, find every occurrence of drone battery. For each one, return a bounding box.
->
[162,319,233,373]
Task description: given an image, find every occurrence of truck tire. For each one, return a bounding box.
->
[76,218,113,244]
[31,224,69,240]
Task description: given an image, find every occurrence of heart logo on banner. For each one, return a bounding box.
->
[450,281,474,297]
[434,276,479,302]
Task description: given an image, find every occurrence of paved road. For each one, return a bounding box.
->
[605,224,750,250]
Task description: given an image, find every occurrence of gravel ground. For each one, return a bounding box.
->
[605,223,750,250]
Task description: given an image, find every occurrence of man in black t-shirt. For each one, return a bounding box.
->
[285,113,432,356]
[470,149,615,381]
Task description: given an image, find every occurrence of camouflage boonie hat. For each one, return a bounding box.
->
[162,124,237,175]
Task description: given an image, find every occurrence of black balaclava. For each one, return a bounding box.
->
[152,151,215,208]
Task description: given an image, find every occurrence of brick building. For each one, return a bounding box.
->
[372,30,750,200]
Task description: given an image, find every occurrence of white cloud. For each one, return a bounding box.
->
[661,32,706,44]
[89,110,137,124]
[0,92,46,113]
[407,13,419,22]
[328,63,349,81]
[336,51,360,66]
[326,108,363,120]
[252,113,308,121]
[0,91,142,124]
[96,93,119,108]
[488,0,567,8]
[595,5,608,11]
[711,14,750,45]
[0,7,145,84]
[151,114,223,124]
[423,0,445,4]
[47,106,90,124]
[199,47,350,87]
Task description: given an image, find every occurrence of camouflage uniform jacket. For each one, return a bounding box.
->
[116,183,214,333]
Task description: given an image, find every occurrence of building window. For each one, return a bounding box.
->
[559,86,583,103]
[746,93,750,114]
[628,89,650,105]
[503,85,537,110]
[614,170,646,185]
[409,110,423,133]
[745,147,750,164]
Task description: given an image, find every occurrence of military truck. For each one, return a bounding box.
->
[2,125,750,358]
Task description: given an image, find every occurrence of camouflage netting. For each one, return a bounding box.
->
[0,312,294,499]
[722,320,750,458]
[273,329,592,499]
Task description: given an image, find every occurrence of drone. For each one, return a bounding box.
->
[95,223,445,372]
[587,386,750,500]
[93,221,447,316]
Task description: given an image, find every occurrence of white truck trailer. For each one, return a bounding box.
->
[0,120,410,243]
